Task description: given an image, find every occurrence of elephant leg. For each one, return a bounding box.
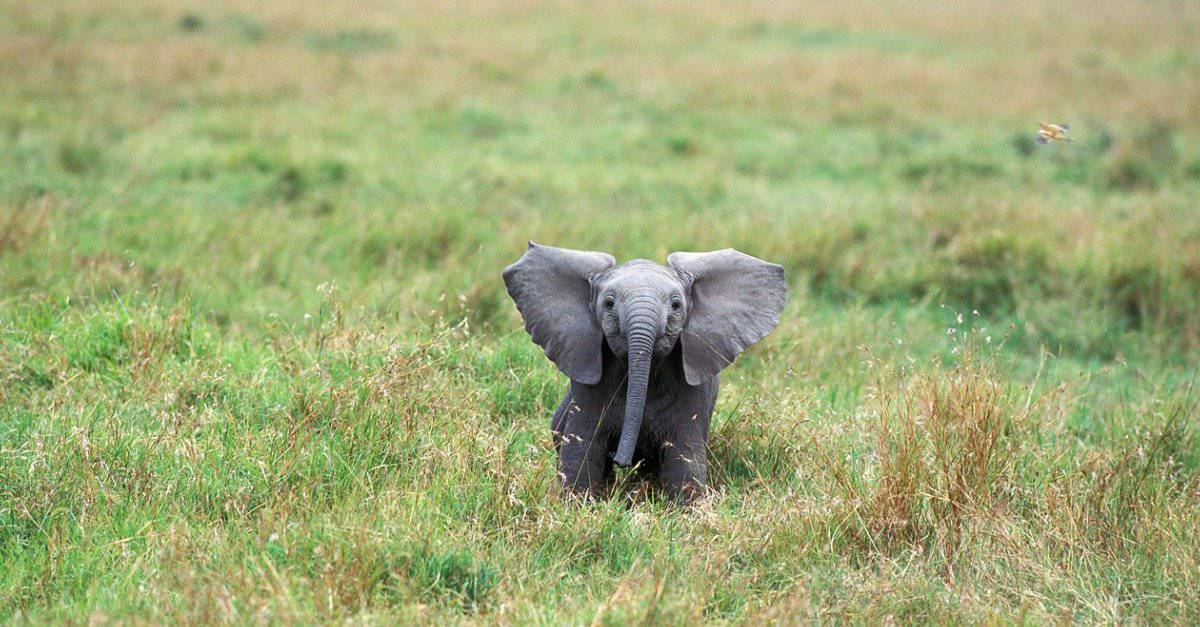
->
[557,428,613,498]
[658,382,716,504]
[556,389,615,499]
[659,441,707,504]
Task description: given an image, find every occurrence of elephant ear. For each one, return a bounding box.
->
[668,249,786,386]
[503,242,615,384]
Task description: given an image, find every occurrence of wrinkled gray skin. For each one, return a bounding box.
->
[503,242,786,503]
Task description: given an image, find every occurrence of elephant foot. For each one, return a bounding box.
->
[664,479,708,505]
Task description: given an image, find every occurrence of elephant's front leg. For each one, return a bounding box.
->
[659,435,708,504]
[555,389,615,499]
[557,427,613,498]
[658,384,717,504]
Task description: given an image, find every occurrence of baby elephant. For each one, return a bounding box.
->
[503,243,786,503]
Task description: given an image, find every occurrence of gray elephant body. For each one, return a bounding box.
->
[503,244,786,503]
[551,343,719,502]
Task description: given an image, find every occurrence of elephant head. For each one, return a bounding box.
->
[503,242,786,467]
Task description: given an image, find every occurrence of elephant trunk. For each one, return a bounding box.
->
[612,313,657,468]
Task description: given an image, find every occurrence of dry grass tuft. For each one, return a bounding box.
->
[821,355,1033,560]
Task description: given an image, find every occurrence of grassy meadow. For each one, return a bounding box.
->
[3,0,1200,622]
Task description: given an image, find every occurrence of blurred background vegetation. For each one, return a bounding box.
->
[1,0,1198,622]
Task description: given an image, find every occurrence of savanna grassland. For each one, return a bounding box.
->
[2,0,1200,622]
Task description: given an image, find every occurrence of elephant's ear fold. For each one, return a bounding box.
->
[668,249,786,386]
[503,242,615,384]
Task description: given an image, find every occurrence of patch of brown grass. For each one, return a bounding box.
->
[821,354,1035,561]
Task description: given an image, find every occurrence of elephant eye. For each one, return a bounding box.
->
[603,296,615,309]
[671,297,682,310]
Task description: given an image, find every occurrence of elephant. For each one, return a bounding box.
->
[502,242,787,503]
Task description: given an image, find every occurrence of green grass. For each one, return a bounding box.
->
[2,0,1199,622]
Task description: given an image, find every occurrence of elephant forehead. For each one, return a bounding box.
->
[604,261,680,292]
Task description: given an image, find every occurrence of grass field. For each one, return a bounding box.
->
[2,0,1200,622]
